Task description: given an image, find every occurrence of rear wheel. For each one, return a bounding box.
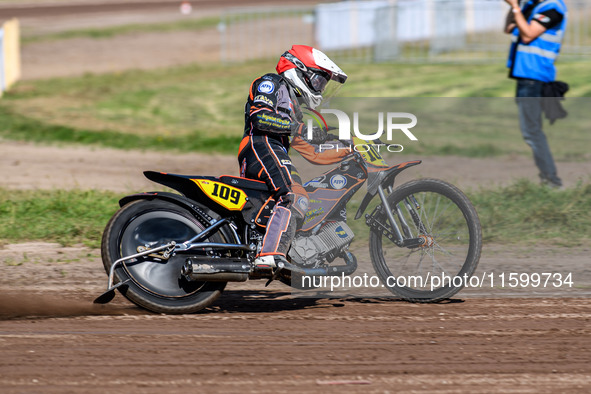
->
[369,179,482,302]
[101,199,226,314]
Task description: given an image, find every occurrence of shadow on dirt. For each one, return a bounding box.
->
[210,290,464,313]
[209,290,326,313]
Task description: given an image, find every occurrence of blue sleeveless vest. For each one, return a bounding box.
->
[507,0,567,82]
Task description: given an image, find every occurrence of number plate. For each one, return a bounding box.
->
[351,136,389,167]
[192,179,247,211]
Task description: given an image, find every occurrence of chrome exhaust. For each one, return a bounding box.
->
[182,258,250,282]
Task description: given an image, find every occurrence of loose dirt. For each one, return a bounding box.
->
[1,291,591,393]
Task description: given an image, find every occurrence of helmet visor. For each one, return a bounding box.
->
[319,79,343,106]
[309,72,330,93]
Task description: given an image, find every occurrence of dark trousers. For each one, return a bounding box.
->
[515,78,562,186]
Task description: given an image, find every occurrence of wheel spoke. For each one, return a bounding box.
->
[369,179,481,301]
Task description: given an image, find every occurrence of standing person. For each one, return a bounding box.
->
[237,45,349,268]
[504,0,567,188]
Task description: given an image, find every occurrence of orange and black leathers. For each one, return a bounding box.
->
[238,74,302,258]
[238,73,350,258]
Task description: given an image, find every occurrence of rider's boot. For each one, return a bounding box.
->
[254,255,276,268]
[254,254,296,269]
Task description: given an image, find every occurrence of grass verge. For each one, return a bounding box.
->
[0,106,241,154]
[22,17,221,44]
[0,189,120,249]
[2,61,590,157]
[469,179,591,246]
[1,180,589,248]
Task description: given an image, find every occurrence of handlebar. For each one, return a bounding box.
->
[325,133,386,147]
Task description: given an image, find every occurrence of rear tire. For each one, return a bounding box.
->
[101,199,226,314]
[370,179,482,302]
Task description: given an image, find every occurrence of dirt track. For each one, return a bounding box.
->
[1,1,591,392]
[1,142,590,392]
[1,295,591,393]
[0,240,590,393]
[2,140,591,192]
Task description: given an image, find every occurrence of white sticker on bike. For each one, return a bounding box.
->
[330,175,347,189]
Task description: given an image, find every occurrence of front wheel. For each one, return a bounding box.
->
[101,199,227,314]
[369,179,482,302]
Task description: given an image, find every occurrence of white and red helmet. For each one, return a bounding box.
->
[276,45,347,109]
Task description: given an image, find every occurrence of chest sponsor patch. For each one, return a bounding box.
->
[258,81,275,94]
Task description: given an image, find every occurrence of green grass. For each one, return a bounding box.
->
[0,189,120,248]
[0,106,242,154]
[469,179,591,246]
[22,17,221,44]
[1,61,590,157]
[1,62,253,140]
[342,60,591,97]
[1,180,589,247]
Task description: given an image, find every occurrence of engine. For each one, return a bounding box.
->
[288,221,355,267]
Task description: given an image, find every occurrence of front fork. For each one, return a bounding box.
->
[370,184,426,248]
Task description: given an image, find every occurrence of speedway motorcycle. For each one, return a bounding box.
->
[95,136,482,313]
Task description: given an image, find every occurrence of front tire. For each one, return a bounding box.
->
[370,179,482,302]
[101,199,226,314]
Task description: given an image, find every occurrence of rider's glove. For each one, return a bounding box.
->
[299,125,329,145]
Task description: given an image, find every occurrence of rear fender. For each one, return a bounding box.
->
[119,192,241,245]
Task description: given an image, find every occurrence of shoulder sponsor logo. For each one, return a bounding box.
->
[281,159,292,165]
[253,95,274,107]
[258,81,275,94]
[330,175,347,189]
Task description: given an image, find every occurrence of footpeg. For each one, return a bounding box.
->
[265,261,286,287]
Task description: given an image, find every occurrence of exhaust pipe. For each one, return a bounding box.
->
[182,258,250,282]
[280,252,358,277]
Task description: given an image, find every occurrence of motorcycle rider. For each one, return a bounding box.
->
[237,45,349,268]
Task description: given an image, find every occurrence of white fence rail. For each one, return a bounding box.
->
[219,0,591,64]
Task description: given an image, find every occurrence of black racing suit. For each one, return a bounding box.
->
[237,73,304,258]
